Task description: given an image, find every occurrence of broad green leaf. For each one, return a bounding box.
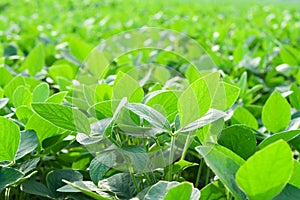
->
[118,145,148,171]
[15,130,38,160]
[280,45,299,66]
[32,82,49,102]
[46,169,83,198]
[199,181,226,200]
[218,125,257,160]
[16,106,34,124]
[236,140,293,200]
[58,180,111,200]
[289,83,300,109]
[48,64,76,82]
[262,91,291,132]
[0,117,20,161]
[178,73,218,127]
[237,72,247,98]
[16,157,40,174]
[88,100,115,119]
[0,66,14,87]
[273,184,300,200]
[0,87,3,98]
[98,173,136,199]
[26,114,60,145]
[95,84,112,103]
[145,90,178,122]
[172,160,198,174]
[4,75,25,100]
[231,107,258,129]
[143,181,200,200]
[32,103,90,134]
[21,180,51,198]
[181,109,226,132]
[85,50,109,79]
[125,103,171,131]
[289,160,300,188]
[68,38,93,62]
[0,167,24,193]
[89,151,116,184]
[164,182,193,200]
[0,98,9,109]
[185,65,202,84]
[46,91,68,103]
[197,118,224,144]
[212,82,240,111]
[20,44,45,76]
[196,145,246,200]
[113,71,144,103]
[153,66,170,84]
[13,86,32,108]
[258,130,300,149]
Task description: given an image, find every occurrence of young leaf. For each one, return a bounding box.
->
[218,125,257,160]
[231,106,258,129]
[236,140,293,200]
[0,116,20,161]
[199,181,226,200]
[20,44,45,76]
[262,91,291,132]
[164,182,193,200]
[31,103,90,134]
[46,91,68,104]
[32,82,50,102]
[13,86,32,108]
[4,75,26,100]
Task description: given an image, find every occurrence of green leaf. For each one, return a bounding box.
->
[46,169,83,198]
[0,117,20,161]
[164,182,193,200]
[32,103,90,134]
[58,180,111,200]
[46,91,68,104]
[172,160,198,174]
[145,90,178,122]
[32,82,50,102]
[21,180,51,198]
[98,173,136,199]
[280,45,299,66]
[113,71,144,103]
[199,181,226,200]
[289,83,300,109]
[125,103,171,131]
[20,44,45,76]
[4,75,26,100]
[212,82,240,111]
[16,106,34,124]
[13,86,32,108]
[94,84,112,103]
[0,167,24,193]
[119,145,148,171]
[178,73,219,127]
[26,114,60,145]
[181,109,226,132]
[289,160,300,188]
[68,38,93,62]
[231,107,258,129]
[236,140,293,200]
[0,66,14,87]
[15,130,38,160]
[262,91,291,132]
[273,184,300,200]
[218,125,257,160]
[48,64,76,82]
[88,100,115,119]
[89,151,116,185]
[143,181,200,200]
[258,130,300,149]
[196,145,246,200]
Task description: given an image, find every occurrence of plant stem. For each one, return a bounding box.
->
[168,135,176,181]
[5,188,10,200]
[205,167,211,185]
[195,159,204,188]
[126,157,140,193]
[180,132,191,160]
